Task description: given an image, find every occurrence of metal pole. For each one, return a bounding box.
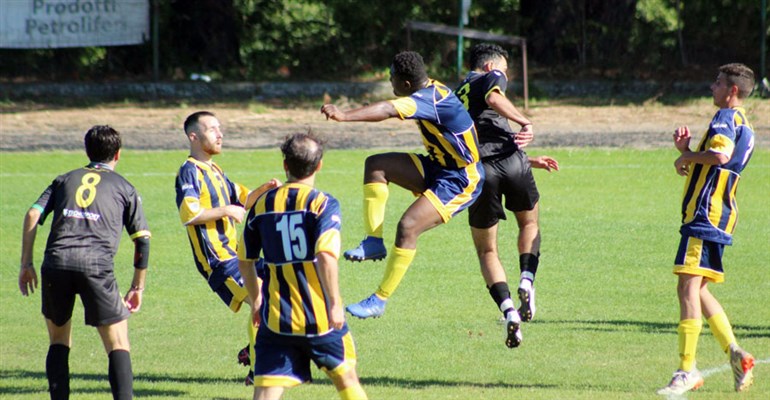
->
[521,40,528,111]
[457,0,464,79]
[762,0,767,82]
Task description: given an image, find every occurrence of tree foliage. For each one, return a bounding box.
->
[0,0,765,82]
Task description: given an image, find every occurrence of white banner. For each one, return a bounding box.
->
[0,0,149,49]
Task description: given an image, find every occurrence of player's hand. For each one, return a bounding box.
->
[18,264,38,296]
[674,155,690,176]
[225,205,246,223]
[124,288,143,313]
[320,104,346,122]
[514,124,534,148]
[328,303,345,330]
[266,178,282,189]
[530,156,560,172]
[673,126,691,153]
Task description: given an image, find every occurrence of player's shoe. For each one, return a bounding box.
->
[244,370,254,386]
[346,294,387,319]
[729,343,755,392]
[656,369,704,395]
[505,311,523,348]
[343,236,387,262]
[517,280,536,322]
[237,345,250,366]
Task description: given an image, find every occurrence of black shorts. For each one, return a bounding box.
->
[41,267,130,327]
[468,150,540,229]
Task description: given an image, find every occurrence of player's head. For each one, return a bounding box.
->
[390,51,428,96]
[470,43,508,73]
[84,125,121,163]
[184,111,223,155]
[281,131,324,180]
[717,63,755,99]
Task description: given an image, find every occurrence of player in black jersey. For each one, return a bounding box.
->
[455,43,558,348]
[19,125,151,400]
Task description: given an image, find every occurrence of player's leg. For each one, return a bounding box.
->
[314,329,367,400]
[344,153,426,262]
[329,368,368,400]
[513,204,540,322]
[216,260,257,384]
[254,386,285,400]
[97,320,133,400]
[41,268,77,400]
[471,225,522,348]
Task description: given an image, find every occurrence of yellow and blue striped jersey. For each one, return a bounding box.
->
[390,79,480,169]
[175,156,249,288]
[238,183,342,337]
[680,107,755,245]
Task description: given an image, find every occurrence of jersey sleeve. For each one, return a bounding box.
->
[483,70,508,99]
[33,179,57,225]
[706,110,737,158]
[123,183,151,240]
[238,206,262,262]
[175,163,203,225]
[230,179,249,206]
[313,194,341,259]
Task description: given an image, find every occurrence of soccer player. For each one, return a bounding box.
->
[320,51,484,319]
[175,111,280,384]
[238,132,367,400]
[454,43,559,348]
[18,125,151,400]
[657,63,756,396]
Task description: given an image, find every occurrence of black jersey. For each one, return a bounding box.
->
[455,70,519,159]
[34,163,151,272]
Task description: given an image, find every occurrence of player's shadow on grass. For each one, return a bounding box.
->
[0,368,246,397]
[537,319,770,338]
[328,376,556,390]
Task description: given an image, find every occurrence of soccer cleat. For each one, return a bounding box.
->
[244,370,254,386]
[343,236,387,262]
[517,282,536,322]
[505,311,523,348]
[729,343,755,392]
[656,369,704,395]
[237,345,250,366]
[346,294,387,319]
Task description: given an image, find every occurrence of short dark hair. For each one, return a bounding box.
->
[391,51,428,84]
[719,63,755,99]
[184,111,216,136]
[281,131,324,179]
[470,43,508,70]
[84,125,121,163]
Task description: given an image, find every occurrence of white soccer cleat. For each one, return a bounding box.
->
[729,343,755,392]
[517,280,536,322]
[656,369,704,395]
[505,311,522,348]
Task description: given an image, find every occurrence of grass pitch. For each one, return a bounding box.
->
[1,148,768,399]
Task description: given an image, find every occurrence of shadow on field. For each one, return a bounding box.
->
[533,319,770,338]
[355,376,556,390]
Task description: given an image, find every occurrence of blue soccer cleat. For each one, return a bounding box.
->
[346,294,387,319]
[237,345,250,366]
[343,236,387,262]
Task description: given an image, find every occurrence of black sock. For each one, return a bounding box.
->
[108,350,133,400]
[46,344,70,400]
[519,253,540,280]
[488,282,512,312]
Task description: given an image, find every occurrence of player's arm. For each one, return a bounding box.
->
[486,90,533,147]
[124,235,150,313]
[244,178,282,210]
[674,150,730,176]
[19,207,41,296]
[320,101,398,122]
[187,205,246,225]
[315,251,345,330]
[238,260,263,326]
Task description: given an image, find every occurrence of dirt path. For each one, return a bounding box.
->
[1,100,767,151]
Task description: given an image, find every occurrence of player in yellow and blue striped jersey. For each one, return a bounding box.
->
[658,63,756,396]
[320,51,484,320]
[238,132,367,400]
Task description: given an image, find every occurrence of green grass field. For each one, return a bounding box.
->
[1,148,768,399]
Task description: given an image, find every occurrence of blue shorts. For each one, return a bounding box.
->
[252,324,358,387]
[410,153,484,222]
[674,236,725,283]
[211,258,264,312]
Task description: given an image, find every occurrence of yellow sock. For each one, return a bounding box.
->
[375,246,416,299]
[707,312,736,353]
[363,183,388,238]
[338,384,368,400]
[678,318,702,371]
[247,314,257,367]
